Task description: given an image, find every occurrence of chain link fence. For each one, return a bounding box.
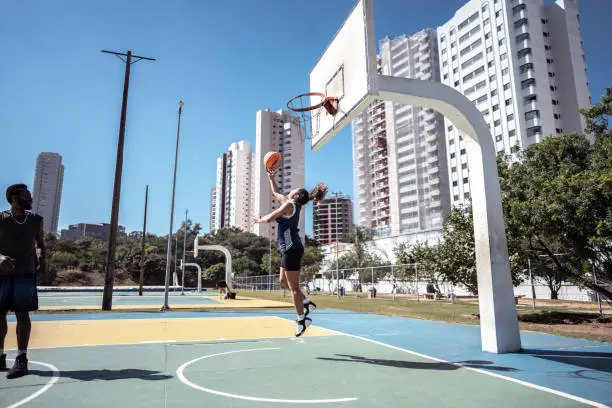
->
[232,263,610,314]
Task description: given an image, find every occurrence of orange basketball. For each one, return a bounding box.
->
[264,151,282,171]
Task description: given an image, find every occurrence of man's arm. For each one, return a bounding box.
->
[36,217,47,276]
[267,170,287,204]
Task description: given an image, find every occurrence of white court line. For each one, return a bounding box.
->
[273,317,608,408]
[5,360,60,408]
[176,347,358,404]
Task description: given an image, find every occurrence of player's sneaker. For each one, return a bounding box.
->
[304,300,317,317]
[295,317,312,337]
[7,354,28,379]
[0,354,6,371]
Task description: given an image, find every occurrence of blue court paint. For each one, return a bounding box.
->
[309,311,612,407]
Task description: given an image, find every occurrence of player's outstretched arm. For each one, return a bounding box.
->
[267,169,287,204]
[254,202,292,224]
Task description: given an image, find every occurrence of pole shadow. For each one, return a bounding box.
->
[522,349,612,374]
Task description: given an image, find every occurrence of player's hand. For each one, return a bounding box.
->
[266,168,277,177]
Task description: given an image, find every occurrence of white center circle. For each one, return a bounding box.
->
[176,347,358,404]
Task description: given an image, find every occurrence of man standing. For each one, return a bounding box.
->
[0,184,46,379]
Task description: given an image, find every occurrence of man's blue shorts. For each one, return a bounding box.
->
[0,274,38,312]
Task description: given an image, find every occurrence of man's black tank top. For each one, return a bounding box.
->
[0,210,41,275]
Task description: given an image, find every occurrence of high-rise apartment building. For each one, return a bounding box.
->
[212,141,253,233]
[32,152,64,234]
[253,109,305,242]
[353,30,451,237]
[437,0,590,204]
[209,187,217,233]
[312,196,353,246]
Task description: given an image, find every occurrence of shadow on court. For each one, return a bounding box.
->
[316,354,519,372]
[523,349,612,374]
[28,368,172,382]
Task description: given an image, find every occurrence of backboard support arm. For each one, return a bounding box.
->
[376,75,521,353]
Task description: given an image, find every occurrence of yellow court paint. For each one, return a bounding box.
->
[4,316,335,349]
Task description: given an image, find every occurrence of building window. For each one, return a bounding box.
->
[491,89,498,96]
[505,98,512,106]
[494,119,501,127]
[507,114,514,121]
[496,134,503,142]
[503,83,510,90]
[463,177,469,184]
[509,129,516,137]
[450,153,456,159]
[493,104,499,111]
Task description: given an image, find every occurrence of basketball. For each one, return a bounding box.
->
[264,151,282,171]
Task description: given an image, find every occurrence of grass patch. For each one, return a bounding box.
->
[241,290,612,343]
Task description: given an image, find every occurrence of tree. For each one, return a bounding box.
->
[260,246,281,276]
[301,246,324,283]
[498,90,612,303]
[340,225,375,269]
[204,263,225,282]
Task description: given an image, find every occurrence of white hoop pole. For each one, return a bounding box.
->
[376,75,521,353]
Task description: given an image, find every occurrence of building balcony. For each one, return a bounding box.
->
[517,38,531,51]
[515,22,529,36]
[514,9,528,21]
[519,68,536,82]
[522,85,537,98]
[518,53,533,66]
[525,116,540,128]
[523,100,538,112]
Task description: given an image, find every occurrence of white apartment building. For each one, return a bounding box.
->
[209,187,216,233]
[212,141,253,233]
[32,152,64,234]
[352,30,451,238]
[253,109,305,242]
[437,0,590,204]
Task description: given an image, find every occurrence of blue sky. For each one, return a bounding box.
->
[0,0,609,237]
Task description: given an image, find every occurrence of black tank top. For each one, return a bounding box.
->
[0,210,41,275]
[275,202,303,253]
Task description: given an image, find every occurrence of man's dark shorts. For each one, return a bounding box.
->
[0,274,38,312]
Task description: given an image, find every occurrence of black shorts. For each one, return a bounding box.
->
[0,273,38,312]
[281,246,304,271]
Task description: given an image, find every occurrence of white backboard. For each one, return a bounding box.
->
[310,0,377,151]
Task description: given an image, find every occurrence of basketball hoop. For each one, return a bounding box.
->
[287,92,339,141]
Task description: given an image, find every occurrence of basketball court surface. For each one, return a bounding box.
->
[1,306,611,407]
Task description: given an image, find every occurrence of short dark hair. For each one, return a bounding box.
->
[6,184,28,204]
